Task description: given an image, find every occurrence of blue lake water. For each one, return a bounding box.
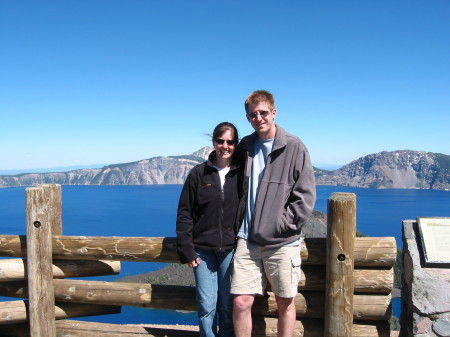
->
[1,185,449,324]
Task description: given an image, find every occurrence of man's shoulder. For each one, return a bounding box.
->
[284,131,301,142]
[238,133,257,149]
[276,125,306,148]
[241,132,256,141]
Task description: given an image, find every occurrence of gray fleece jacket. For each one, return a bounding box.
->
[237,125,316,247]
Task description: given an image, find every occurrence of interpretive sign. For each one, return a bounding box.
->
[417,217,450,267]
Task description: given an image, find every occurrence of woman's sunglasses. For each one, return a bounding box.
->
[215,139,236,146]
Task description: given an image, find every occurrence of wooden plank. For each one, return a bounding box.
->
[52,280,197,310]
[0,318,390,337]
[0,235,397,266]
[0,300,120,324]
[0,280,392,320]
[353,237,398,266]
[0,300,29,325]
[294,266,393,293]
[353,267,393,293]
[0,258,120,281]
[325,193,356,336]
[54,320,199,336]
[353,295,392,320]
[0,266,393,301]
[49,280,391,320]
[252,317,390,337]
[26,186,56,336]
[0,264,393,295]
[41,184,63,235]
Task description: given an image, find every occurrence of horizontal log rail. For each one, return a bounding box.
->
[0,262,393,294]
[0,279,391,321]
[0,235,397,266]
[279,265,394,293]
[0,258,120,281]
[0,318,391,337]
[0,300,120,325]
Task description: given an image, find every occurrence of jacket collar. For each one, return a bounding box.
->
[241,124,287,153]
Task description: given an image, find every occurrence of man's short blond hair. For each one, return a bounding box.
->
[244,90,275,113]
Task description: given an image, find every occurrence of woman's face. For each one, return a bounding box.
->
[214,129,236,162]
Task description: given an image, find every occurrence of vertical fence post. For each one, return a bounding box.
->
[26,185,59,336]
[42,184,62,235]
[324,192,356,337]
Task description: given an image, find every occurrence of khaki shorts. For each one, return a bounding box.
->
[230,238,301,298]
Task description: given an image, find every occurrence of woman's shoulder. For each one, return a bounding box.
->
[191,161,208,171]
[189,161,215,177]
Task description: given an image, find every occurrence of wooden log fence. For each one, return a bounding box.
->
[0,184,397,336]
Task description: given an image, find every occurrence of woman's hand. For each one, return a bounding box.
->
[188,257,200,268]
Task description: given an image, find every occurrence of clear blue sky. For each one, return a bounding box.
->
[1,0,449,172]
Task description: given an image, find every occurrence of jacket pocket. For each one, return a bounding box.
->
[264,181,293,235]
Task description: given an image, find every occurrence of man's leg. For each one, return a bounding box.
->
[263,245,301,337]
[275,296,296,337]
[231,239,266,337]
[233,294,255,337]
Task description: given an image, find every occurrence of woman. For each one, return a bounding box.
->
[176,122,243,337]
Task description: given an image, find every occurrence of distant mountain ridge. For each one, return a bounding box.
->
[1,148,449,190]
[0,147,214,188]
[315,150,450,190]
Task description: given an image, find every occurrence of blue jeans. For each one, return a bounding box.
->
[194,248,235,337]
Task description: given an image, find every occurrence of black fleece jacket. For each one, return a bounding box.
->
[176,151,244,264]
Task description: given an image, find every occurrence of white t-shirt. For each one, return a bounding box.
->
[214,165,230,189]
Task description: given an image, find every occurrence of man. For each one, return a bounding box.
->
[231,90,316,337]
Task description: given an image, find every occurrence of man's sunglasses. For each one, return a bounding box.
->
[247,110,271,119]
[215,139,236,146]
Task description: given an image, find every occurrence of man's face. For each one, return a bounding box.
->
[246,101,277,139]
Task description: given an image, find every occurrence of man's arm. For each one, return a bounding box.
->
[282,146,316,230]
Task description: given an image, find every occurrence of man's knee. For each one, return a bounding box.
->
[275,296,295,313]
[233,295,254,313]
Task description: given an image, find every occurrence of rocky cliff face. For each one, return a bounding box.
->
[1,148,449,190]
[315,150,450,190]
[0,148,213,188]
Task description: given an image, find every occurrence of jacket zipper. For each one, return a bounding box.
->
[214,168,225,252]
[219,185,225,252]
